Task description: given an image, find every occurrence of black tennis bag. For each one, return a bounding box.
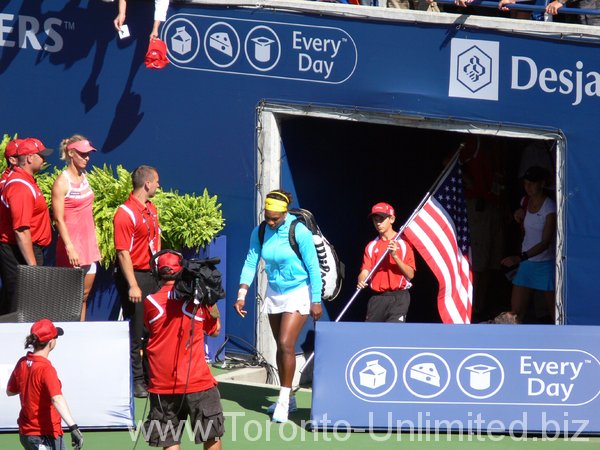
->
[259,208,344,301]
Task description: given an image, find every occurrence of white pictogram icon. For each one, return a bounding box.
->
[465,364,496,390]
[251,37,274,62]
[409,362,440,387]
[209,32,233,56]
[359,360,387,389]
[171,27,192,55]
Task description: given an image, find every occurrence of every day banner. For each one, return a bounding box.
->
[313,322,600,435]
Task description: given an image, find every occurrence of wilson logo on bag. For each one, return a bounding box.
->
[259,208,344,301]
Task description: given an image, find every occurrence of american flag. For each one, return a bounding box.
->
[403,156,473,324]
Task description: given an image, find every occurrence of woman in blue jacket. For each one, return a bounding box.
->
[234,190,322,423]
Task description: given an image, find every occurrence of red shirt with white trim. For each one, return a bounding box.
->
[0,167,52,246]
[144,283,219,394]
[113,193,161,270]
[361,233,415,292]
[7,353,64,437]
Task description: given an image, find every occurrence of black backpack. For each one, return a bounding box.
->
[258,208,344,301]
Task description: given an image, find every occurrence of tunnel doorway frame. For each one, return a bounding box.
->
[255,102,565,371]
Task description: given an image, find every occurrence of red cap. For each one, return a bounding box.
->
[16,138,54,157]
[67,140,96,153]
[145,38,169,70]
[31,318,64,343]
[156,251,183,275]
[369,202,395,217]
[5,139,23,159]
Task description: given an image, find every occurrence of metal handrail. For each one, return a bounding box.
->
[412,0,600,16]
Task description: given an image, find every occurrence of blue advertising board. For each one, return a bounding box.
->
[312,322,600,434]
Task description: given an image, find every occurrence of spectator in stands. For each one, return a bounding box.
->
[113,165,161,398]
[234,190,322,424]
[0,138,53,312]
[500,166,556,323]
[6,319,84,450]
[545,0,600,25]
[114,0,169,39]
[51,135,102,321]
[498,0,540,19]
[143,251,224,450]
[387,0,430,9]
[357,202,416,323]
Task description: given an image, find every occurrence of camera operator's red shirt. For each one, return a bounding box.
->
[144,283,219,394]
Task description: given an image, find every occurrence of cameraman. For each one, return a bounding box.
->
[143,251,224,450]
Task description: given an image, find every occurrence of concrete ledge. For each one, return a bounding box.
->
[215,367,270,385]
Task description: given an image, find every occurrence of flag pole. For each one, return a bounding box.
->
[298,144,464,375]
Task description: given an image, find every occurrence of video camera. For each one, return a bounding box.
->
[151,250,226,306]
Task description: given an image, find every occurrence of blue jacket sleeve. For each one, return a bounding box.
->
[295,223,323,303]
[239,226,261,287]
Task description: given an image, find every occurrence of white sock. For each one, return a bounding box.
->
[278,387,291,405]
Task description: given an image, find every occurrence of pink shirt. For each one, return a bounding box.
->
[56,171,101,266]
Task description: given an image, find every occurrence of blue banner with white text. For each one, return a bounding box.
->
[312,322,600,434]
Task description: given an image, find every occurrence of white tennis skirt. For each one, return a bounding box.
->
[265,284,310,315]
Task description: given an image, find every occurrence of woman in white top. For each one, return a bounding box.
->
[501,166,556,323]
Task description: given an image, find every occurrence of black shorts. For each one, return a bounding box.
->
[143,386,224,447]
[366,290,410,322]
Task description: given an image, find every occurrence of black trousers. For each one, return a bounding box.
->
[0,243,44,314]
[366,290,411,323]
[114,268,159,383]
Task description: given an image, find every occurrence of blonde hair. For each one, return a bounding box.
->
[59,134,87,162]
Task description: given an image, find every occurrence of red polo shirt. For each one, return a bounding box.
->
[113,193,161,270]
[0,167,52,246]
[361,233,416,292]
[144,284,218,394]
[7,353,64,437]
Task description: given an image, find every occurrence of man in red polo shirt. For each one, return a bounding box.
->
[143,251,223,450]
[0,138,53,312]
[357,202,416,322]
[7,318,84,450]
[113,165,161,398]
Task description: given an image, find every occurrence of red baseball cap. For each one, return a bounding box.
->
[5,138,23,159]
[31,318,64,343]
[16,138,53,157]
[67,140,96,153]
[156,251,183,275]
[145,38,169,70]
[369,202,395,217]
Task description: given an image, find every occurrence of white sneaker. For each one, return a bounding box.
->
[272,401,289,423]
[267,396,297,414]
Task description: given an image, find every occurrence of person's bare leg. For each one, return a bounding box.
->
[544,290,556,323]
[204,438,221,450]
[511,285,532,323]
[276,311,308,387]
[81,272,96,321]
